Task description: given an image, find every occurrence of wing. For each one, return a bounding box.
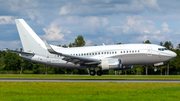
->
[43,40,100,66]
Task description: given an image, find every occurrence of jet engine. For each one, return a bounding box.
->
[99,58,122,70]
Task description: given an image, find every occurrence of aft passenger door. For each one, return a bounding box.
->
[46,53,51,63]
[147,47,152,56]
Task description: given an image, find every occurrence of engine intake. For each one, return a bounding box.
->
[100,58,122,70]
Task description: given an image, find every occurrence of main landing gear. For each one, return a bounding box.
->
[89,69,103,76]
[90,70,96,76]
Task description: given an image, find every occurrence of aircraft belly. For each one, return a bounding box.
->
[110,54,163,65]
[50,63,83,69]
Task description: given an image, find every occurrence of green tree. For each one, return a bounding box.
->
[0,50,6,70]
[62,44,68,48]
[4,52,21,73]
[163,41,173,75]
[164,41,173,50]
[21,60,34,74]
[69,43,73,47]
[73,35,86,47]
[143,40,151,44]
[135,65,144,75]
[176,44,180,49]
[160,42,163,46]
[170,48,180,75]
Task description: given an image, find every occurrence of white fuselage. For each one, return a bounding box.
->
[20,44,177,69]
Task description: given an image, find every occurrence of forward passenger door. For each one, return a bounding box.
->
[147,47,152,56]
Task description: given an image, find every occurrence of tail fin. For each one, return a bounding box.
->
[15,19,46,54]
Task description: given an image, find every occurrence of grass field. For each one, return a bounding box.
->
[0,75,180,101]
[0,74,180,80]
[0,82,179,101]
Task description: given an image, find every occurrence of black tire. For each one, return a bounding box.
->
[97,70,102,76]
[90,70,96,76]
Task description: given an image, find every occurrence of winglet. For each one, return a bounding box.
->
[43,40,62,55]
[43,40,52,50]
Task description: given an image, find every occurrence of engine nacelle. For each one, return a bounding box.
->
[100,58,122,70]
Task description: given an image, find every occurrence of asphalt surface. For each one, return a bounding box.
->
[0,79,180,82]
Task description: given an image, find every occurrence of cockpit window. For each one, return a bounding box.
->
[158,48,168,51]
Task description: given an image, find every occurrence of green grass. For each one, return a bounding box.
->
[0,74,180,80]
[0,82,179,101]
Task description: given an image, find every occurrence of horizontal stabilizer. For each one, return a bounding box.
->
[5,49,35,55]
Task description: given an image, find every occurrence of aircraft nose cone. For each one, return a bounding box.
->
[172,51,177,58]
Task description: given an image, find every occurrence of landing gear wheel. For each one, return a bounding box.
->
[97,70,102,76]
[90,70,96,76]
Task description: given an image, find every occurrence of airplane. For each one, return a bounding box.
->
[7,19,177,76]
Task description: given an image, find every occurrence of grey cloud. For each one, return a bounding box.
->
[0,0,180,49]
[0,0,38,15]
[59,0,161,16]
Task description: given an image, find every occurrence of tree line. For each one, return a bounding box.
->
[0,36,180,75]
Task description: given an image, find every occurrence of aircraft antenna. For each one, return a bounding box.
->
[102,43,105,46]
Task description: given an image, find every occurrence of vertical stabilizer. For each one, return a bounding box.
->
[15,19,46,54]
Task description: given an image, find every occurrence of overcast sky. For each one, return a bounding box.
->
[0,0,180,49]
